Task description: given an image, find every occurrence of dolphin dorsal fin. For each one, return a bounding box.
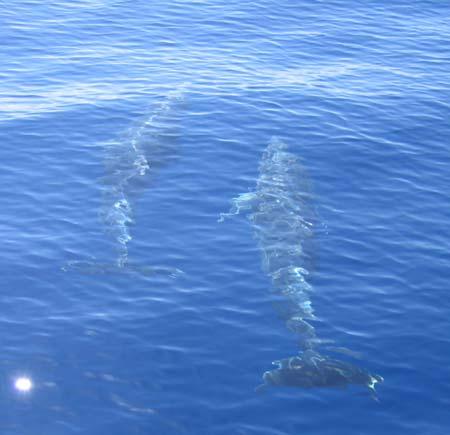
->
[218,191,258,222]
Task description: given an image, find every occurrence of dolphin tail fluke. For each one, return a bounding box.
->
[62,260,183,278]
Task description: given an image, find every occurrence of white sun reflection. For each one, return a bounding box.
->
[14,377,33,393]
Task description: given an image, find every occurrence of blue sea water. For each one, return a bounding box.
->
[1,1,450,433]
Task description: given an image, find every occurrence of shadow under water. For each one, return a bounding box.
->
[220,137,383,398]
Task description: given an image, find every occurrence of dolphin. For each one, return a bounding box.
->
[221,137,383,398]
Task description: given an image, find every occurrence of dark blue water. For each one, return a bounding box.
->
[2,1,450,433]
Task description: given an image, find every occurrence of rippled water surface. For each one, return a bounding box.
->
[2,1,450,434]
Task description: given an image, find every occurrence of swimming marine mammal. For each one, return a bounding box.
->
[220,137,382,397]
[220,137,318,346]
[101,88,185,267]
[63,87,187,276]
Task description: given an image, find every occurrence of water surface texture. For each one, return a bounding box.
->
[1,1,450,434]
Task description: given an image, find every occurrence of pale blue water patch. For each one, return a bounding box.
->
[2,1,447,120]
[1,1,450,434]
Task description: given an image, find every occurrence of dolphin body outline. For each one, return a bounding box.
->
[220,137,382,397]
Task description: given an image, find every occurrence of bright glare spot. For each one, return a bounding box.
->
[15,377,33,392]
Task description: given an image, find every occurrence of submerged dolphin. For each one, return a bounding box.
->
[101,87,186,267]
[63,87,187,276]
[220,137,317,344]
[221,137,382,397]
